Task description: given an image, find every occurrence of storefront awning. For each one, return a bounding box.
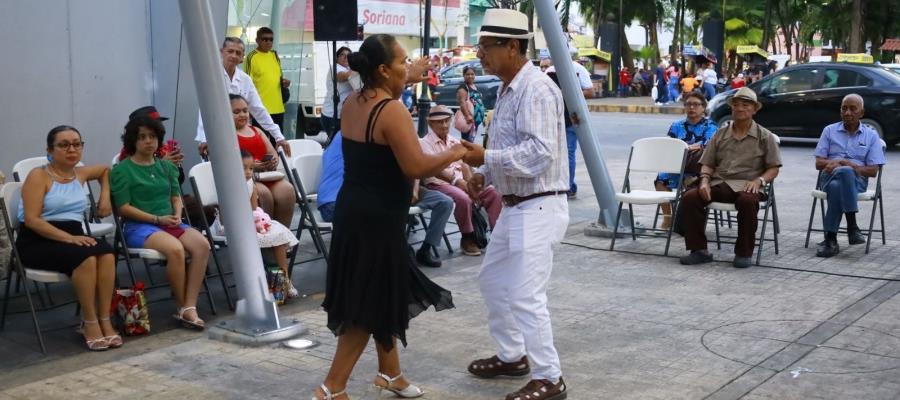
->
[836,53,874,63]
[578,48,611,62]
[879,38,900,52]
[736,45,770,59]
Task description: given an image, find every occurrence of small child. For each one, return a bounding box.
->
[216,151,300,299]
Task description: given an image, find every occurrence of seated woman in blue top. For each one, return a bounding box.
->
[16,125,120,351]
[655,91,717,228]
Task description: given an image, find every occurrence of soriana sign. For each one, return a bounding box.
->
[284,0,461,36]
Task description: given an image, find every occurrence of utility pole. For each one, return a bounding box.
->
[533,0,623,233]
[416,0,433,138]
[180,0,307,345]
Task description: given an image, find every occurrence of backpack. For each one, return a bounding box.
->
[471,207,490,249]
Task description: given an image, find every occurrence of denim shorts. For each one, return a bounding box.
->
[123,221,191,249]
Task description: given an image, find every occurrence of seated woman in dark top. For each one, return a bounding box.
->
[16,125,119,351]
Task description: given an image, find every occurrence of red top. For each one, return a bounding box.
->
[237,126,268,161]
[619,70,631,85]
[731,79,746,89]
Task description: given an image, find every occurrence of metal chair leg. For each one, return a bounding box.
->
[713,209,722,250]
[609,203,624,251]
[865,196,878,254]
[1,271,13,330]
[879,196,886,245]
[804,198,817,248]
[627,204,637,241]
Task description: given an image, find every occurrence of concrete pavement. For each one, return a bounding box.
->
[1,112,898,399]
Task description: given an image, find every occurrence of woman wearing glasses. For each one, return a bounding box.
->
[655,91,717,228]
[16,125,120,351]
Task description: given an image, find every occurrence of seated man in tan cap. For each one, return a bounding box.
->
[420,105,502,256]
[678,87,782,268]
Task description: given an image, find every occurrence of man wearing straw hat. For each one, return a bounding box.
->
[460,8,570,400]
[678,87,782,269]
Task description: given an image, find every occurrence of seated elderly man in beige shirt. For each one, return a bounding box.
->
[677,87,782,269]
[420,105,502,256]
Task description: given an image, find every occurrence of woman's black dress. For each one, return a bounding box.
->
[323,98,454,350]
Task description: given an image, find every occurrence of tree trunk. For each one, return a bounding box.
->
[669,0,684,57]
[849,0,863,52]
[526,1,536,59]
[649,20,660,65]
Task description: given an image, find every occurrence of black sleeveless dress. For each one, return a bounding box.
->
[323,98,454,350]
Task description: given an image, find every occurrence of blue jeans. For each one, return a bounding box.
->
[318,202,336,223]
[822,166,868,232]
[656,82,667,102]
[566,126,578,193]
[703,83,716,99]
[667,81,679,102]
[415,189,453,248]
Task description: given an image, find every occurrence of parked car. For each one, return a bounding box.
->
[432,60,501,111]
[707,62,900,145]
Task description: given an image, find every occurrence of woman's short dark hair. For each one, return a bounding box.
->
[46,125,81,151]
[348,34,399,96]
[229,93,247,103]
[683,91,707,107]
[121,116,165,156]
[462,65,475,75]
[336,46,352,58]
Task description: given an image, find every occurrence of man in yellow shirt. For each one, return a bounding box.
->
[244,27,290,131]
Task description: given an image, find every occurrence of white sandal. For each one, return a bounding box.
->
[311,384,346,400]
[173,306,205,330]
[374,372,424,398]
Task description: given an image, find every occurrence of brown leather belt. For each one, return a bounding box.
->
[501,191,565,207]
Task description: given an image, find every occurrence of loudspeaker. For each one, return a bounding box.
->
[702,20,725,75]
[313,0,358,41]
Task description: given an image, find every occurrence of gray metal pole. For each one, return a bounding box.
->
[533,0,623,233]
[416,0,433,138]
[270,0,283,49]
[179,0,305,344]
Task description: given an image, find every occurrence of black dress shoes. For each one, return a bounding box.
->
[848,228,866,245]
[415,244,442,268]
[816,238,840,258]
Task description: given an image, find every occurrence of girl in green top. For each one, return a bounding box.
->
[111,116,210,330]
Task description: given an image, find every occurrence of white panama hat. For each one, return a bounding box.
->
[475,9,534,39]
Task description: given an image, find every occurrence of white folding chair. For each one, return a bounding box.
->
[707,133,782,265]
[290,154,331,269]
[286,139,324,157]
[109,194,218,316]
[0,182,71,353]
[610,137,688,255]
[187,162,237,309]
[804,139,886,254]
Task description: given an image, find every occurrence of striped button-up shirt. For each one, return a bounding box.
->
[479,61,569,197]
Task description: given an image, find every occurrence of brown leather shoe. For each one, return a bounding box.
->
[461,236,482,256]
[505,378,567,400]
[468,355,530,378]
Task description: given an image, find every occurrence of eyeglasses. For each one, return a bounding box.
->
[54,141,85,150]
[474,40,508,53]
[258,37,273,42]
[684,102,705,108]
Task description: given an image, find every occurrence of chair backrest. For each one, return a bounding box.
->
[0,182,23,230]
[188,162,218,206]
[112,152,122,166]
[286,139,324,157]
[292,153,323,194]
[627,137,688,174]
[12,157,47,182]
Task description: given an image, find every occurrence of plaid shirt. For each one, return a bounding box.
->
[479,61,569,197]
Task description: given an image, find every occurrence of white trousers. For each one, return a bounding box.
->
[478,194,569,381]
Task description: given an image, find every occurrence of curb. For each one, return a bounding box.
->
[588,104,683,115]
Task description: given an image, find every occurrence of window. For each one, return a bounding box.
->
[766,68,819,94]
[822,69,872,89]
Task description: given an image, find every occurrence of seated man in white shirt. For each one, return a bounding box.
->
[420,105,502,256]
